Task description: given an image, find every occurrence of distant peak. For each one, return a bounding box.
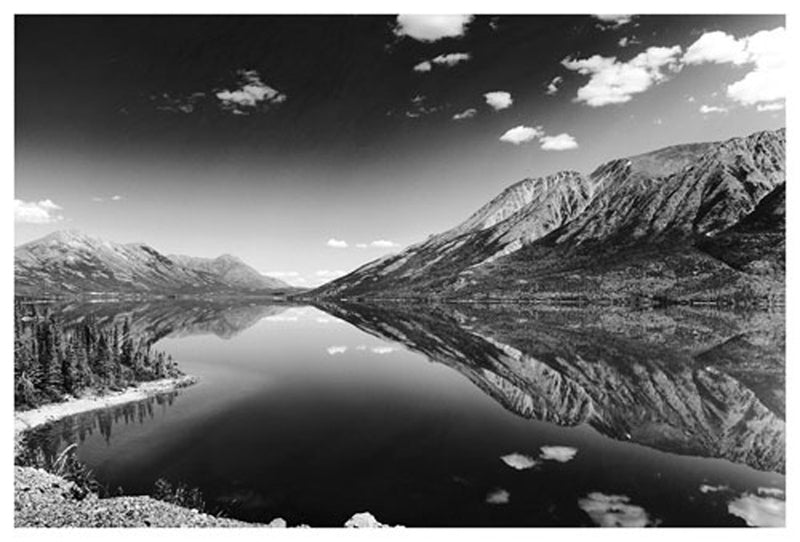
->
[214,254,246,265]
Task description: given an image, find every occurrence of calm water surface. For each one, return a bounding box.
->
[27,300,786,527]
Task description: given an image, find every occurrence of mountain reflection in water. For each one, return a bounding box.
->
[23,299,785,527]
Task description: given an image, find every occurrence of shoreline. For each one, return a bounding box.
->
[14,374,198,450]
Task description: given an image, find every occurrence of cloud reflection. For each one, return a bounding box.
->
[486,488,510,504]
[500,453,538,470]
[540,445,578,463]
[728,493,785,527]
[578,492,656,527]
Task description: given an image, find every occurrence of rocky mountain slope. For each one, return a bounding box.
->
[313,129,785,303]
[15,230,292,297]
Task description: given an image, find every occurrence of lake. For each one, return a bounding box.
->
[24,300,786,527]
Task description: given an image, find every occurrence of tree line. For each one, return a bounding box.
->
[14,298,182,410]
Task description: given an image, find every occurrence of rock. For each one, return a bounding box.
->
[344,512,390,528]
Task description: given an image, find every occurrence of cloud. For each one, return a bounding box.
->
[578,493,656,527]
[355,243,368,249]
[593,15,636,28]
[500,453,538,470]
[152,91,206,114]
[216,69,286,114]
[683,27,785,107]
[263,271,301,278]
[499,125,543,145]
[699,104,727,115]
[404,94,440,118]
[111,195,122,201]
[371,346,397,355]
[546,76,563,95]
[562,45,682,107]
[327,346,348,355]
[486,489,510,504]
[326,238,348,248]
[432,52,471,67]
[683,30,748,65]
[452,108,477,120]
[539,446,578,462]
[413,60,432,72]
[370,239,398,248]
[699,484,728,494]
[757,102,784,112]
[394,15,474,42]
[264,314,299,322]
[758,487,785,498]
[484,91,513,110]
[14,199,64,224]
[414,52,472,74]
[727,493,785,527]
[540,133,579,151]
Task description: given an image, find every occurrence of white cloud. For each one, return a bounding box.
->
[683,27,785,107]
[216,69,286,114]
[500,453,538,470]
[593,15,636,28]
[371,346,397,355]
[263,271,301,278]
[546,76,563,95]
[484,91,513,110]
[578,493,656,527]
[394,15,474,42]
[499,125,543,145]
[14,199,64,224]
[757,102,784,112]
[699,484,728,494]
[452,108,477,120]
[728,493,785,527]
[355,243,368,249]
[540,133,579,151]
[327,345,348,355]
[413,60,432,72]
[539,446,578,462]
[699,104,728,114]
[486,489,510,504]
[562,46,682,107]
[758,487,785,498]
[370,239,398,248]
[431,52,471,67]
[683,30,748,65]
[326,238,348,248]
[111,195,122,201]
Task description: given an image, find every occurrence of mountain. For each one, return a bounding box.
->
[169,253,288,290]
[14,230,293,297]
[318,301,784,473]
[312,128,785,303]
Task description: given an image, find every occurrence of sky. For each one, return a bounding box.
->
[15,14,785,286]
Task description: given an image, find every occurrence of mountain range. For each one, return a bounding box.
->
[312,128,785,304]
[14,230,293,297]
